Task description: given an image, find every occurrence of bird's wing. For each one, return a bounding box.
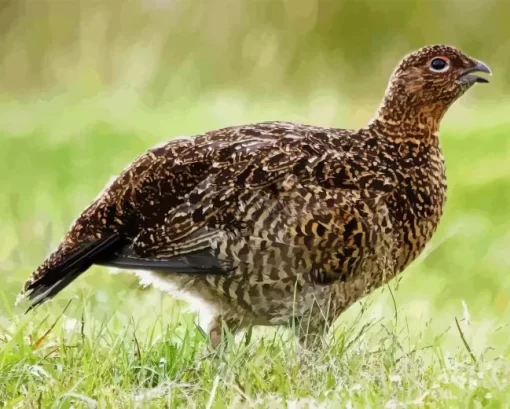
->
[21,122,396,308]
[106,138,396,284]
[129,174,395,286]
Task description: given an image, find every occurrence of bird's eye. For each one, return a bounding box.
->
[430,58,449,72]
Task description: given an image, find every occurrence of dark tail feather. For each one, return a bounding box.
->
[22,233,121,312]
[96,248,228,274]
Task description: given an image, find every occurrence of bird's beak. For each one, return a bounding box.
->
[460,59,492,84]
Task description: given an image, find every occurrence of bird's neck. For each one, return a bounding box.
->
[366,90,448,145]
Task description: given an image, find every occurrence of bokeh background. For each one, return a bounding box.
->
[1,0,509,364]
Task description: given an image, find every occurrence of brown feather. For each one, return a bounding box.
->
[20,44,491,344]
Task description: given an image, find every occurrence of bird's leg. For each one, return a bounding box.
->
[294,299,337,350]
[209,325,222,347]
[295,317,330,349]
[208,315,242,347]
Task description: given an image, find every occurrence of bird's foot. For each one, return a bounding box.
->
[209,326,222,347]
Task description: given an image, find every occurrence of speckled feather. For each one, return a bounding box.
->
[21,45,490,342]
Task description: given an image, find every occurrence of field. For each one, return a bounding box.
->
[0,1,509,405]
[0,91,509,407]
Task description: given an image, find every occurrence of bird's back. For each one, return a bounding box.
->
[24,121,390,308]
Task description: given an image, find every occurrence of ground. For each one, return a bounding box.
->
[1,95,509,408]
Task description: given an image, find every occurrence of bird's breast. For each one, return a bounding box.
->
[390,148,447,271]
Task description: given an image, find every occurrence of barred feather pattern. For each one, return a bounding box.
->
[21,44,491,341]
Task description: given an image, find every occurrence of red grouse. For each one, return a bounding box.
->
[20,45,491,345]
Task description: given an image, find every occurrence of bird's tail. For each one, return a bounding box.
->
[19,233,120,312]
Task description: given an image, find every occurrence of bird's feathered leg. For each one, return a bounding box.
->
[291,294,337,349]
[208,314,245,347]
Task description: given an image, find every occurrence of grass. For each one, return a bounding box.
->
[1,93,510,407]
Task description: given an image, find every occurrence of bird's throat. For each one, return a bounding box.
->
[367,89,450,145]
[367,104,445,145]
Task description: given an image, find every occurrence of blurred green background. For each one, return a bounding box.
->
[1,0,509,354]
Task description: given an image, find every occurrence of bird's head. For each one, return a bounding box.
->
[374,44,491,134]
[391,44,491,103]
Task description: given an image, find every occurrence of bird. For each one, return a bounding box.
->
[20,45,491,346]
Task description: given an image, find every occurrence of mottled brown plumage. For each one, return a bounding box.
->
[20,45,491,344]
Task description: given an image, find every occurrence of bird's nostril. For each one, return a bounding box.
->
[462,60,492,76]
[460,60,492,84]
